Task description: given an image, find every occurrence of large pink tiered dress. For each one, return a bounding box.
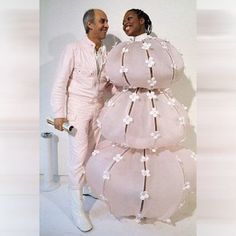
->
[86,34,196,223]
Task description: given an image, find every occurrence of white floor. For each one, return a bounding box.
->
[40,176,196,236]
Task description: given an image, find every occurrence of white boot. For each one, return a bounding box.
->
[70,189,93,232]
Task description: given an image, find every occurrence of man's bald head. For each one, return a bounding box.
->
[83,9,107,34]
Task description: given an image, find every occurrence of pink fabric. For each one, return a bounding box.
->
[51,36,108,118]
[99,88,189,149]
[50,36,110,189]
[67,97,104,189]
[86,141,196,220]
[105,37,184,89]
[85,35,196,221]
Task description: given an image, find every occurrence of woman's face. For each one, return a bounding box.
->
[122,11,145,36]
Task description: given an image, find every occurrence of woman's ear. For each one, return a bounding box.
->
[140,18,145,26]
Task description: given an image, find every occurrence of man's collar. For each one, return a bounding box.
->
[83,36,105,52]
[83,36,96,47]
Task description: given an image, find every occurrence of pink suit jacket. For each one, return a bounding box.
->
[51,36,108,118]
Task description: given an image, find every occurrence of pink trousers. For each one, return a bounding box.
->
[67,95,104,190]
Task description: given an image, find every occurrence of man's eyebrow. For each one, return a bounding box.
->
[100,17,108,22]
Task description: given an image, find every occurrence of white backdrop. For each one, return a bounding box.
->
[40,0,196,175]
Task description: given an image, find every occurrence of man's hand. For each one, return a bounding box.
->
[54,118,68,131]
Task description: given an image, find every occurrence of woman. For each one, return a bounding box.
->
[86,9,196,224]
[123,8,152,37]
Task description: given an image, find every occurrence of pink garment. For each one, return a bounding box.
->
[98,35,188,149]
[51,36,108,118]
[86,141,196,220]
[85,34,196,222]
[99,88,189,149]
[105,35,184,89]
[67,96,104,189]
[51,36,110,189]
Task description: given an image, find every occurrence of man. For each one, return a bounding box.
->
[51,9,109,232]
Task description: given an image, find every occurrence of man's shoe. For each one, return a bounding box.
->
[70,189,93,232]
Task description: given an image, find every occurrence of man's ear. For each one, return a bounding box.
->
[87,21,94,31]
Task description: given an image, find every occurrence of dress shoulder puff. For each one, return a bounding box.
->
[156,37,184,58]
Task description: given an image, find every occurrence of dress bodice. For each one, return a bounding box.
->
[105,37,184,89]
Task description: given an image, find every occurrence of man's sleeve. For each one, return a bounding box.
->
[50,44,74,118]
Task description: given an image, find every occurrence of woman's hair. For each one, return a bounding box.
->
[128,9,152,35]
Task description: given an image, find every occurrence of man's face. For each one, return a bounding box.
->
[123,11,145,36]
[89,10,109,40]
